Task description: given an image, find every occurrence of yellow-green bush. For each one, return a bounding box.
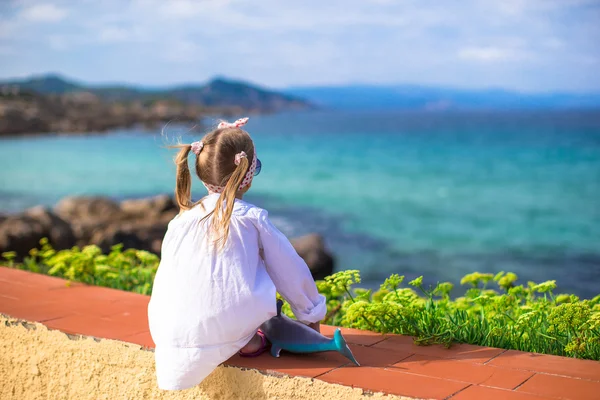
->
[3,239,599,360]
[3,238,157,295]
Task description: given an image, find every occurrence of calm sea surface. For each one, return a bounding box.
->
[1,110,599,297]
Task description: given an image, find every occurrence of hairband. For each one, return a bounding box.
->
[190,117,257,194]
[234,151,247,165]
[218,117,249,129]
[190,117,249,156]
[203,151,257,194]
[191,141,203,155]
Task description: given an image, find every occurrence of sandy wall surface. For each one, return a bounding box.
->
[0,315,413,400]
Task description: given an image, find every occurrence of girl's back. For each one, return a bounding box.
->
[149,194,276,349]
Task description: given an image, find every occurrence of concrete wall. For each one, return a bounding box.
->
[0,315,410,400]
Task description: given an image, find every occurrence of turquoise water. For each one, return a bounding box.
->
[1,110,599,297]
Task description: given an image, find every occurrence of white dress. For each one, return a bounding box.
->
[147,194,327,390]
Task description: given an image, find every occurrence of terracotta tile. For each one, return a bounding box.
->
[320,325,388,346]
[226,349,349,378]
[39,287,147,317]
[392,354,534,390]
[73,301,140,318]
[110,309,149,336]
[0,268,149,302]
[1,288,67,313]
[319,366,469,399]
[0,267,77,289]
[48,284,132,301]
[481,367,535,390]
[0,266,29,282]
[56,295,146,318]
[489,350,600,381]
[44,313,147,340]
[0,280,57,303]
[102,295,150,316]
[346,344,412,367]
[107,291,151,307]
[34,297,112,318]
[105,305,148,321]
[0,293,25,309]
[451,385,551,400]
[517,373,600,400]
[0,299,74,322]
[121,330,155,348]
[373,335,505,364]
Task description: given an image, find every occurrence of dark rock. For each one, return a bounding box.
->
[120,194,178,217]
[90,220,170,255]
[0,206,75,259]
[0,108,50,135]
[54,196,122,222]
[90,225,146,254]
[54,196,124,244]
[49,195,177,254]
[290,234,335,280]
[1,195,336,278]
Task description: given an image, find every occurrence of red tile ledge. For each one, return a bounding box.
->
[1,267,596,400]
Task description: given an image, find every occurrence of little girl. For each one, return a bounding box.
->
[147,117,327,391]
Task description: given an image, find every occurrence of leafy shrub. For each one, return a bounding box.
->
[3,239,599,360]
[3,238,157,295]
[307,270,600,360]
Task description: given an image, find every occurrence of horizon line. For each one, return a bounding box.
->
[2,72,600,97]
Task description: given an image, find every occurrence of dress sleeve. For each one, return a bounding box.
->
[254,209,327,324]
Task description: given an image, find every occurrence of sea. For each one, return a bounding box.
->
[1,109,599,298]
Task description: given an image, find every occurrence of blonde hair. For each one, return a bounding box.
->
[171,126,255,250]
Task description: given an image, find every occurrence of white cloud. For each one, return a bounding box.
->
[20,3,68,23]
[48,35,68,50]
[0,0,598,91]
[145,0,233,19]
[162,40,203,63]
[0,20,16,39]
[98,27,134,43]
[580,56,600,66]
[458,46,529,62]
[0,45,14,55]
[542,38,564,49]
[495,0,529,16]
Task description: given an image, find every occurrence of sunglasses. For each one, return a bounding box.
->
[254,158,262,176]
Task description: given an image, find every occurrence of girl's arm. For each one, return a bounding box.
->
[255,209,327,325]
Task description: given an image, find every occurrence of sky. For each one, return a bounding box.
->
[0,0,599,92]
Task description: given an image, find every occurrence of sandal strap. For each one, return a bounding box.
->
[239,330,268,357]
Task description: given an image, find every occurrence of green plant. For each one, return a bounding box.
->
[7,238,158,295]
[3,239,599,360]
[303,269,600,360]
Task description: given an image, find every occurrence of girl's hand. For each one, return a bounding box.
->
[308,322,320,333]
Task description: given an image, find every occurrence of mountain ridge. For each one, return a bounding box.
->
[0,74,311,112]
[4,74,600,111]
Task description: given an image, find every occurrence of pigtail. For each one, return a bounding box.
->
[210,155,250,250]
[173,144,193,211]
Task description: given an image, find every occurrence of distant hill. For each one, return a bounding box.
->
[0,74,312,113]
[285,84,600,110]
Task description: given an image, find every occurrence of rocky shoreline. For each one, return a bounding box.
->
[0,75,312,136]
[0,195,334,280]
[0,87,243,136]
